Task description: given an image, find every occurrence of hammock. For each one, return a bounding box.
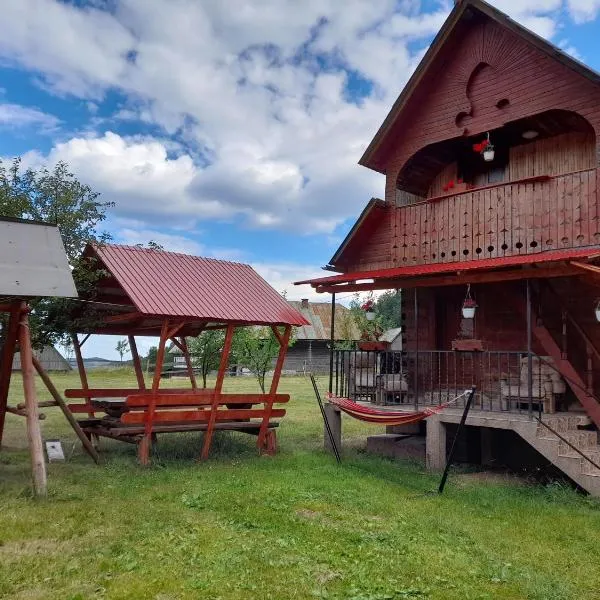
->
[326,390,470,426]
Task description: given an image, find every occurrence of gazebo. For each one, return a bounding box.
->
[0,217,80,496]
[65,243,308,464]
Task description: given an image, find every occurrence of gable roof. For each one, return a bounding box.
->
[288,300,361,341]
[0,217,77,299]
[87,244,308,327]
[360,0,600,174]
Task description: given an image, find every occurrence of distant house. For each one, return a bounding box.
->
[13,346,71,372]
[284,299,361,374]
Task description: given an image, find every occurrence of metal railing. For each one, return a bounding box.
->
[333,349,558,415]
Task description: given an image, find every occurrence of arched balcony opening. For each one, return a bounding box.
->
[396,109,596,206]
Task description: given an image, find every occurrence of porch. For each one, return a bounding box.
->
[333,348,574,417]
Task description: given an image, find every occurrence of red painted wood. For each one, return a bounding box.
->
[72,333,94,418]
[122,408,287,425]
[201,322,235,460]
[128,335,146,391]
[126,393,290,407]
[0,303,21,446]
[65,388,206,398]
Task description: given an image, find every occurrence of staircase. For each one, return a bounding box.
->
[514,414,600,495]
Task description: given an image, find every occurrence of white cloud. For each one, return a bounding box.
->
[567,0,600,22]
[0,0,575,236]
[0,102,60,132]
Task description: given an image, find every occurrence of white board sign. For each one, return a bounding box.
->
[45,439,65,462]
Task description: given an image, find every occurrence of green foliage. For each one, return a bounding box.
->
[115,339,130,363]
[0,157,113,348]
[349,293,383,341]
[234,326,295,392]
[188,330,226,388]
[2,372,600,599]
[375,290,402,329]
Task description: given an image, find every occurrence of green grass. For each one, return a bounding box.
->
[2,370,600,599]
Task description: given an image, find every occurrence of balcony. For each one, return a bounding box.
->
[392,169,600,267]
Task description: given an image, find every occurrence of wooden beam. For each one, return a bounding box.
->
[571,260,600,276]
[179,337,197,390]
[72,333,94,417]
[32,356,100,464]
[315,265,580,294]
[105,311,145,323]
[18,303,47,496]
[271,325,284,347]
[0,302,21,446]
[139,320,169,465]
[258,325,292,452]
[128,335,146,390]
[201,323,235,460]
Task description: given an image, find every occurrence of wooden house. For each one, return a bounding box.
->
[298,0,600,494]
[12,346,71,372]
[284,299,361,374]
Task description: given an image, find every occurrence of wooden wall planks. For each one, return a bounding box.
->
[343,168,600,272]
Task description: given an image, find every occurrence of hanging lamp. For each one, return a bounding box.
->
[595,299,600,322]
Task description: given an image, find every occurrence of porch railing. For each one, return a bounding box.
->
[333,349,560,415]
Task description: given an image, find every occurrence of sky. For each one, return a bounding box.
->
[1,0,600,359]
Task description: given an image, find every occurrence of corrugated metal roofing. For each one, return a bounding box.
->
[0,218,77,298]
[296,247,600,287]
[287,300,361,341]
[90,244,308,326]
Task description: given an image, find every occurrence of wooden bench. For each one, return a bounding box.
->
[73,390,290,464]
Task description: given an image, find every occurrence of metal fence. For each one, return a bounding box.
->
[333,349,561,415]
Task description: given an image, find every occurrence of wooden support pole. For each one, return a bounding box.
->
[139,320,169,465]
[0,302,21,447]
[18,304,47,497]
[329,293,336,394]
[200,323,235,460]
[257,325,292,452]
[31,356,100,464]
[180,337,197,390]
[72,333,93,417]
[128,335,146,391]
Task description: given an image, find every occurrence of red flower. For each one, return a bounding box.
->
[457,178,463,184]
[448,180,454,188]
[361,300,375,311]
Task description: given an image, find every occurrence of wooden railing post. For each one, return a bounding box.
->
[200,323,235,460]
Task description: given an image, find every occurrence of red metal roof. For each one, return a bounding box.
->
[90,244,308,326]
[296,247,600,288]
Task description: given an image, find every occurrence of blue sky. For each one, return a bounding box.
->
[1,0,600,358]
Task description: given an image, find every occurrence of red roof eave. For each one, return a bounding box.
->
[295,248,600,289]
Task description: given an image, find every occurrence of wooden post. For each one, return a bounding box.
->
[72,333,93,417]
[0,302,21,447]
[18,303,47,497]
[329,293,336,394]
[128,335,146,390]
[139,320,169,465]
[200,323,235,460]
[31,356,100,464]
[180,337,197,390]
[526,279,533,418]
[257,325,291,452]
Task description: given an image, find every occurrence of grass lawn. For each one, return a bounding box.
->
[2,370,600,599]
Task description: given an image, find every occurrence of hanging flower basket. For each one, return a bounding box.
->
[595,300,600,322]
[462,285,477,319]
[473,133,495,162]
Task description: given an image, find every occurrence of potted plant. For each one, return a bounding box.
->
[361,298,375,320]
[473,133,495,162]
[461,285,477,319]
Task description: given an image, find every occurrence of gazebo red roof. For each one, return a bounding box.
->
[87,244,308,328]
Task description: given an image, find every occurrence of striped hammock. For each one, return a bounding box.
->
[326,391,470,426]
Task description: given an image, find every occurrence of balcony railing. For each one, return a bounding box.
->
[392,168,600,266]
[333,349,567,415]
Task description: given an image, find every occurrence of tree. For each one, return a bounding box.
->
[115,339,130,363]
[375,290,402,329]
[234,327,294,393]
[188,330,226,388]
[0,157,113,348]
